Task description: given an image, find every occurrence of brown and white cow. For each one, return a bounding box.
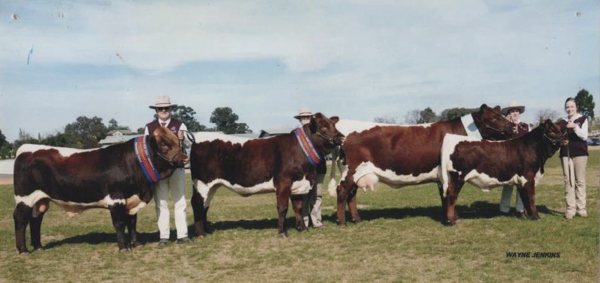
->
[332,104,515,225]
[13,127,187,254]
[190,113,343,238]
[440,119,568,225]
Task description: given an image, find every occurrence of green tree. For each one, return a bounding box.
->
[209,107,253,134]
[171,105,206,132]
[418,107,438,123]
[439,107,478,121]
[0,129,6,148]
[64,116,107,148]
[575,89,595,119]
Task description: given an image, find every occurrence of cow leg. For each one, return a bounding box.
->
[14,203,33,254]
[336,183,349,226]
[109,204,130,252]
[290,195,307,232]
[275,180,292,238]
[347,187,361,223]
[517,182,539,220]
[446,172,464,226]
[127,214,143,248]
[191,186,208,238]
[437,182,448,219]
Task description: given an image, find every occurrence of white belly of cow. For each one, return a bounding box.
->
[353,162,439,189]
[202,177,312,197]
[14,190,145,216]
[464,170,528,191]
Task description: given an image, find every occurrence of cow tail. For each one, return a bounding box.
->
[440,139,450,198]
[327,146,340,197]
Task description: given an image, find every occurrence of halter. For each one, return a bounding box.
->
[134,136,161,183]
[316,131,336,147]
[543,131,567,146]
[294,127,321,167]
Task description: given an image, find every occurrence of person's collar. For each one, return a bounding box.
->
[567,113,582,121]
[158,118,171,126]
[513,119,521,124]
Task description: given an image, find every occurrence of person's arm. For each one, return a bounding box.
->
[573,118,588,140]
[179,123,192,149]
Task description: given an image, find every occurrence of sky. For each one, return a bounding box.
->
[0,0,598,141]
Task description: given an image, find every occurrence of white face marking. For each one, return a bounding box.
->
[352,161,439,189]
[16,144,99,158]
[192,132,251,145]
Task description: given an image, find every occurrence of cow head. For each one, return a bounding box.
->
[541,119,569,147]
[151,127,189,168]
[472,104,516,140]
[308,113,345,150]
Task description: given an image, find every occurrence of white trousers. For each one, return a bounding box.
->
[303,174,325,228]
[155,168,188,239]
[561,156,587,216]
[500,185,524,213]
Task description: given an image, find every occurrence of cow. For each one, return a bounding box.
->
[189,113,343,238]
[13,127,188,254]
[440,119,568,225]
[331,104,516,226]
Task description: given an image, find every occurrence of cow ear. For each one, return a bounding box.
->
[309,116,317,133]
[494,106,501,112]
[330,116,339,124]
[480,104,488,110]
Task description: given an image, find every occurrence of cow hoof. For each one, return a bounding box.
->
[131,241,143,248]
[118,248,130,253]
[279,233,288,239]
[19,251,29,256]
[32,247,45,252]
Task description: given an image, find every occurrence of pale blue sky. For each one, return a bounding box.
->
[1,0,598,141]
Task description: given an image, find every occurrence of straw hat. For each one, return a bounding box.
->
[501,101,525,115]
[149,96,177,109]
[294,107,313,119]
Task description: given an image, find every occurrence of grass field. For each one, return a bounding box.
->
[0,152,598,283]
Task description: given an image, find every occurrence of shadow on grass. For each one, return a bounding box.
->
[40,202,563,249]
[323,201,563,224]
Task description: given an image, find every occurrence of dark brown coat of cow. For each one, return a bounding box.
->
[335,104,515,225]
[441,119,568,225]
[13,127,187,254]
[189,113,343,238]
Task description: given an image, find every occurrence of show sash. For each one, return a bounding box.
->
[460,114,483,139]
[294,127,321,167]
[134,136,161,183]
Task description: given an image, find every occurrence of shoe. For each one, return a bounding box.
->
[565,213,575,220]
[578,211,588,218]
[516,211,525,217]
[177,237,193,244]
[499,211,510,216]
[312,225,326,230]
[158,239,169,246]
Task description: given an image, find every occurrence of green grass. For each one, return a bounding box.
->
[0,152,598,282]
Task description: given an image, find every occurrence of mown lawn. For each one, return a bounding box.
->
[0,151,598,283]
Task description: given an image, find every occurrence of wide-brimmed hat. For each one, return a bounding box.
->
[294,107,313,119]
[149,96,177,109]
[501,101,525,115]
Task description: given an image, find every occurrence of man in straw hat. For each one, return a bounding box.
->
[295,107,326,229]
[144,96,192,245]
[499,101,529,217]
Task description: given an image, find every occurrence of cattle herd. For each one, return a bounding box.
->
[12,104,569,254]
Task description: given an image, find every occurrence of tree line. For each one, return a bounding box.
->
[0,106,251,159]
[375,89,596,127]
